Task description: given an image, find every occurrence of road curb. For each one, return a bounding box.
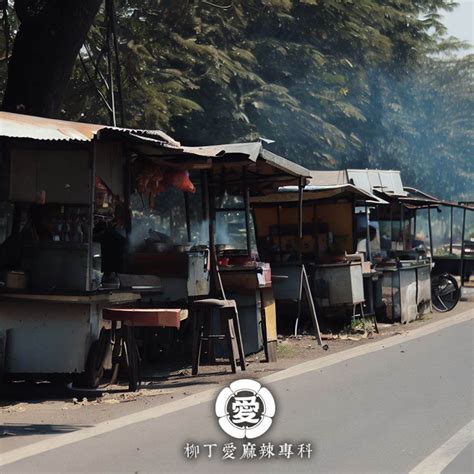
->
[1,307,472,467]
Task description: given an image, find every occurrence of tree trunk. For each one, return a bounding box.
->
[2,0,102,117]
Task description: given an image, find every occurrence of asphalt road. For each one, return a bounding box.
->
[2,318,473,473]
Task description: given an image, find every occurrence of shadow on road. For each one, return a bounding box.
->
[0,423,90,438]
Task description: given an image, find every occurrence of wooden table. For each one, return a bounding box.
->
[102,307,188,391]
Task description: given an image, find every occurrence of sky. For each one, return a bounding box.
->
[442,0,474,53]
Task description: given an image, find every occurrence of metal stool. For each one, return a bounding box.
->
[191,298,246,375]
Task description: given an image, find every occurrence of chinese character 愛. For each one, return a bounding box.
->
[231,395,261,425]
[222,442,237,460]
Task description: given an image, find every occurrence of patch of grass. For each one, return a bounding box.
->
[276,342,297,358]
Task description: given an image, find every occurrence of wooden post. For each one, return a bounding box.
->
[243,166,252,256]
[365,205,371,261]
[207,170,220,298]
[296,177,304,326]
[200,170,210,241]
[277,205,283,262]
[184,192,192,243]
[428,206,433,257]
[413,210,417,241]
[460,207,466,287]
[88,142,96,290]
[298,176,303,261]
[400,205,405,250]
[449,206,454,254]
[123,145,132,239]
[389,204,393,244]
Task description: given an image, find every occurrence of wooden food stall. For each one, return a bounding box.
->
[190,143,310,359]
[125,141,310,360]
[347,170,437,323]
[251,170,386,328]
[0,112,214,384]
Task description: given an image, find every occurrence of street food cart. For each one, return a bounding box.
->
[186,143,310,359]
[0,113,188,381]
[124,141,310,359]
[251,170,386,329]
[397,193,473,312]
[346,170,448,322]
[0,112,214,383]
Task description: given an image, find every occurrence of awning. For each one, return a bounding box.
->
[0,111,180,147]
[308,170,349,186]
[182,142,311,179]
[0,113,310,181]
[250,183,388,204]
[347,169,407,197]
[400,187,473,210]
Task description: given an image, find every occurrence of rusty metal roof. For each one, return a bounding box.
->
[182,142,311,178]
[0,111,180,146]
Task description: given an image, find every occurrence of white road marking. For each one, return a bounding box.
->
[0,307,472,467]
[409,419,474,473]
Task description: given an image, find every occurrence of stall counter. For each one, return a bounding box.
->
[0,290,141,376]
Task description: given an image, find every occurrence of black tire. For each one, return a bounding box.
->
[125,327,140,392]
[83,328,110,388]
[431,274,461,313]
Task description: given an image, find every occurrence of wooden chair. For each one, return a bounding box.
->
[191,298,246,375]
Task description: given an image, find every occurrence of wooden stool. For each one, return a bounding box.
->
[191,299,246,375]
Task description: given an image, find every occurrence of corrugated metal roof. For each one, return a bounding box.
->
[182,142,311,178]
[401,187,472,210]
[251,184,388,204]
[0,111,180,147]
[308,170,348,186]
[347,169,407,197]
[182,142,262,161]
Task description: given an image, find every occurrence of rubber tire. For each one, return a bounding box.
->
[431,274,461,313]
[83,329,110,388]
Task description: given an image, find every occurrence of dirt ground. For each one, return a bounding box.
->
[1,297,473,453]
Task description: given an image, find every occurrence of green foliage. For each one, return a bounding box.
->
[1,0,472,199]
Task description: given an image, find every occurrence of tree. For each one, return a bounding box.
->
[2,0,102,117]
[1,1,471,199]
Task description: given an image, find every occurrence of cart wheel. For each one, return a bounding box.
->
[125,327,140,392]
[431,274,461,313]
[83,328,110,388]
